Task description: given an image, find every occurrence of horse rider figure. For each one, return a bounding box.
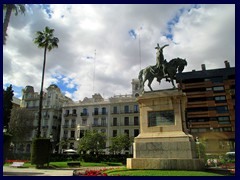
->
[151,43,169,78]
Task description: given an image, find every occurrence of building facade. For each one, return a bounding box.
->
[20,84,73,153]
[59,79,141,154]
[176,61,235,154]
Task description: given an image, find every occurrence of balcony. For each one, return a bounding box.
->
[92,112,108,116]
[92,123,108,127]
[68,137,76,141]
[80,113,89,117]
[62,125,69,128]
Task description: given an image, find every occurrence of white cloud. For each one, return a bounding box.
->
[3,4,235,101]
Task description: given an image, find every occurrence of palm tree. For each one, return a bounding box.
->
[34,26,59,138]
[3,4,26,45]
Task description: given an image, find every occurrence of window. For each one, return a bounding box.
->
[216,106,228,114]
[134,129,139,137]
[215,96,226,103]
[190,129,198,133]
[222,127,232,132]
[82,108,88,116]
[94,108,98,115]
[82,119,87,125]
[113,106,118,114]
[71,131,75,138]
[102,107,107,115]
[94,118,98,126]
[113,130,117,137]
[124,105,129,113]
[213,86,224,92]
[218,116,230,124]
[80,130,85,138]
[63,130,68,139]
[135,84,139,90]
[206,87,212,91]
[134,105,139,113]
[101,118,106,126]
[71,119,76,127]
[72,109,77,115]
[134,116,139,125]
[124,130,129,136]
[65,110,69,116]
[124,117,129,126]
[210,77,223,83]
[64,120,69,126]
[113,118,118,126]
[101,129,106,133]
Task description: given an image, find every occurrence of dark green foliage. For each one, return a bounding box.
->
[109,134,133,154]
[3,84,14,130]
[3,133,12,165]
[78,130,106,161]
[31,138,51,168]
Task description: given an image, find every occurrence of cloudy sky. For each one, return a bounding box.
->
[3,4,235,101]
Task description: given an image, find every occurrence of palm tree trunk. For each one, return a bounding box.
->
[37,45,47,138]
[3,4,14,45]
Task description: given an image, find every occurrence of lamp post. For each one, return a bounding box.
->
[49,133,54,153]
[196,137,201,159]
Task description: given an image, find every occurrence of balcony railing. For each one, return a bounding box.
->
[92,123,108,127]
[92,112,108,116]
[80,113,89,116]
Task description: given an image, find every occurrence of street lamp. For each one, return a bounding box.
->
[3,126,7,133]
[195,137,201,159]
[49,133,54,153]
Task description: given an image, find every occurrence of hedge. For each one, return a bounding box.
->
[31,138,51,168]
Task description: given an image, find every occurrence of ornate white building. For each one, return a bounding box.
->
[20,84,73,153]
[60,79,141,154]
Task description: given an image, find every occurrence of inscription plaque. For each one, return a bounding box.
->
[148,110,174,126]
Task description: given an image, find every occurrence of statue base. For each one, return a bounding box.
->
[126,89,204,170]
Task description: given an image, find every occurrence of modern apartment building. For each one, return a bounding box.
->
[60,79,141,154]
[19,84,73,153]
[176,61,235,154]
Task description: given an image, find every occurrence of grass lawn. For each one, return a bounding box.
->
[104,168,223,176]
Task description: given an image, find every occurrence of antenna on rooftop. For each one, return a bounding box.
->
[93,49,96,93]
[138,27,142,71]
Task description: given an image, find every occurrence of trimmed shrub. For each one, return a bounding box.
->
[3,133,12,165]
[31,138,51,168]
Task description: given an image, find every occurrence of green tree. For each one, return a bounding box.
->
[109,134,133,154]
[78,130,106,158]
[9,107,35,142]
[3,4,25,45]
[34,26,59,138]
[3,84,14,164]
[3,84,14,131]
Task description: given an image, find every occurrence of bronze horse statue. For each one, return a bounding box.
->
[138,57,187,91]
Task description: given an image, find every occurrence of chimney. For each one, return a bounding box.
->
[224,60,230,68]
[201,64,206,71]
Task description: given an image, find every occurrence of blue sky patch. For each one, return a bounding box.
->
[51,74,77,95]
[41,4,53,18]
[3,83,23,99]
[128,29,137,39]
[164,4,202,41]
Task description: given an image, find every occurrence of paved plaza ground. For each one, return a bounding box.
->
[3,166,121,176]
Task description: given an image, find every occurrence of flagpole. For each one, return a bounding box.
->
[93,49,96,93]
[138,28,142,71]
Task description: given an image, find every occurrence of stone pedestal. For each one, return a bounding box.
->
[127,89,204,170]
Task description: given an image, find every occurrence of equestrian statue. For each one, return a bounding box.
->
[138,43,187,92]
